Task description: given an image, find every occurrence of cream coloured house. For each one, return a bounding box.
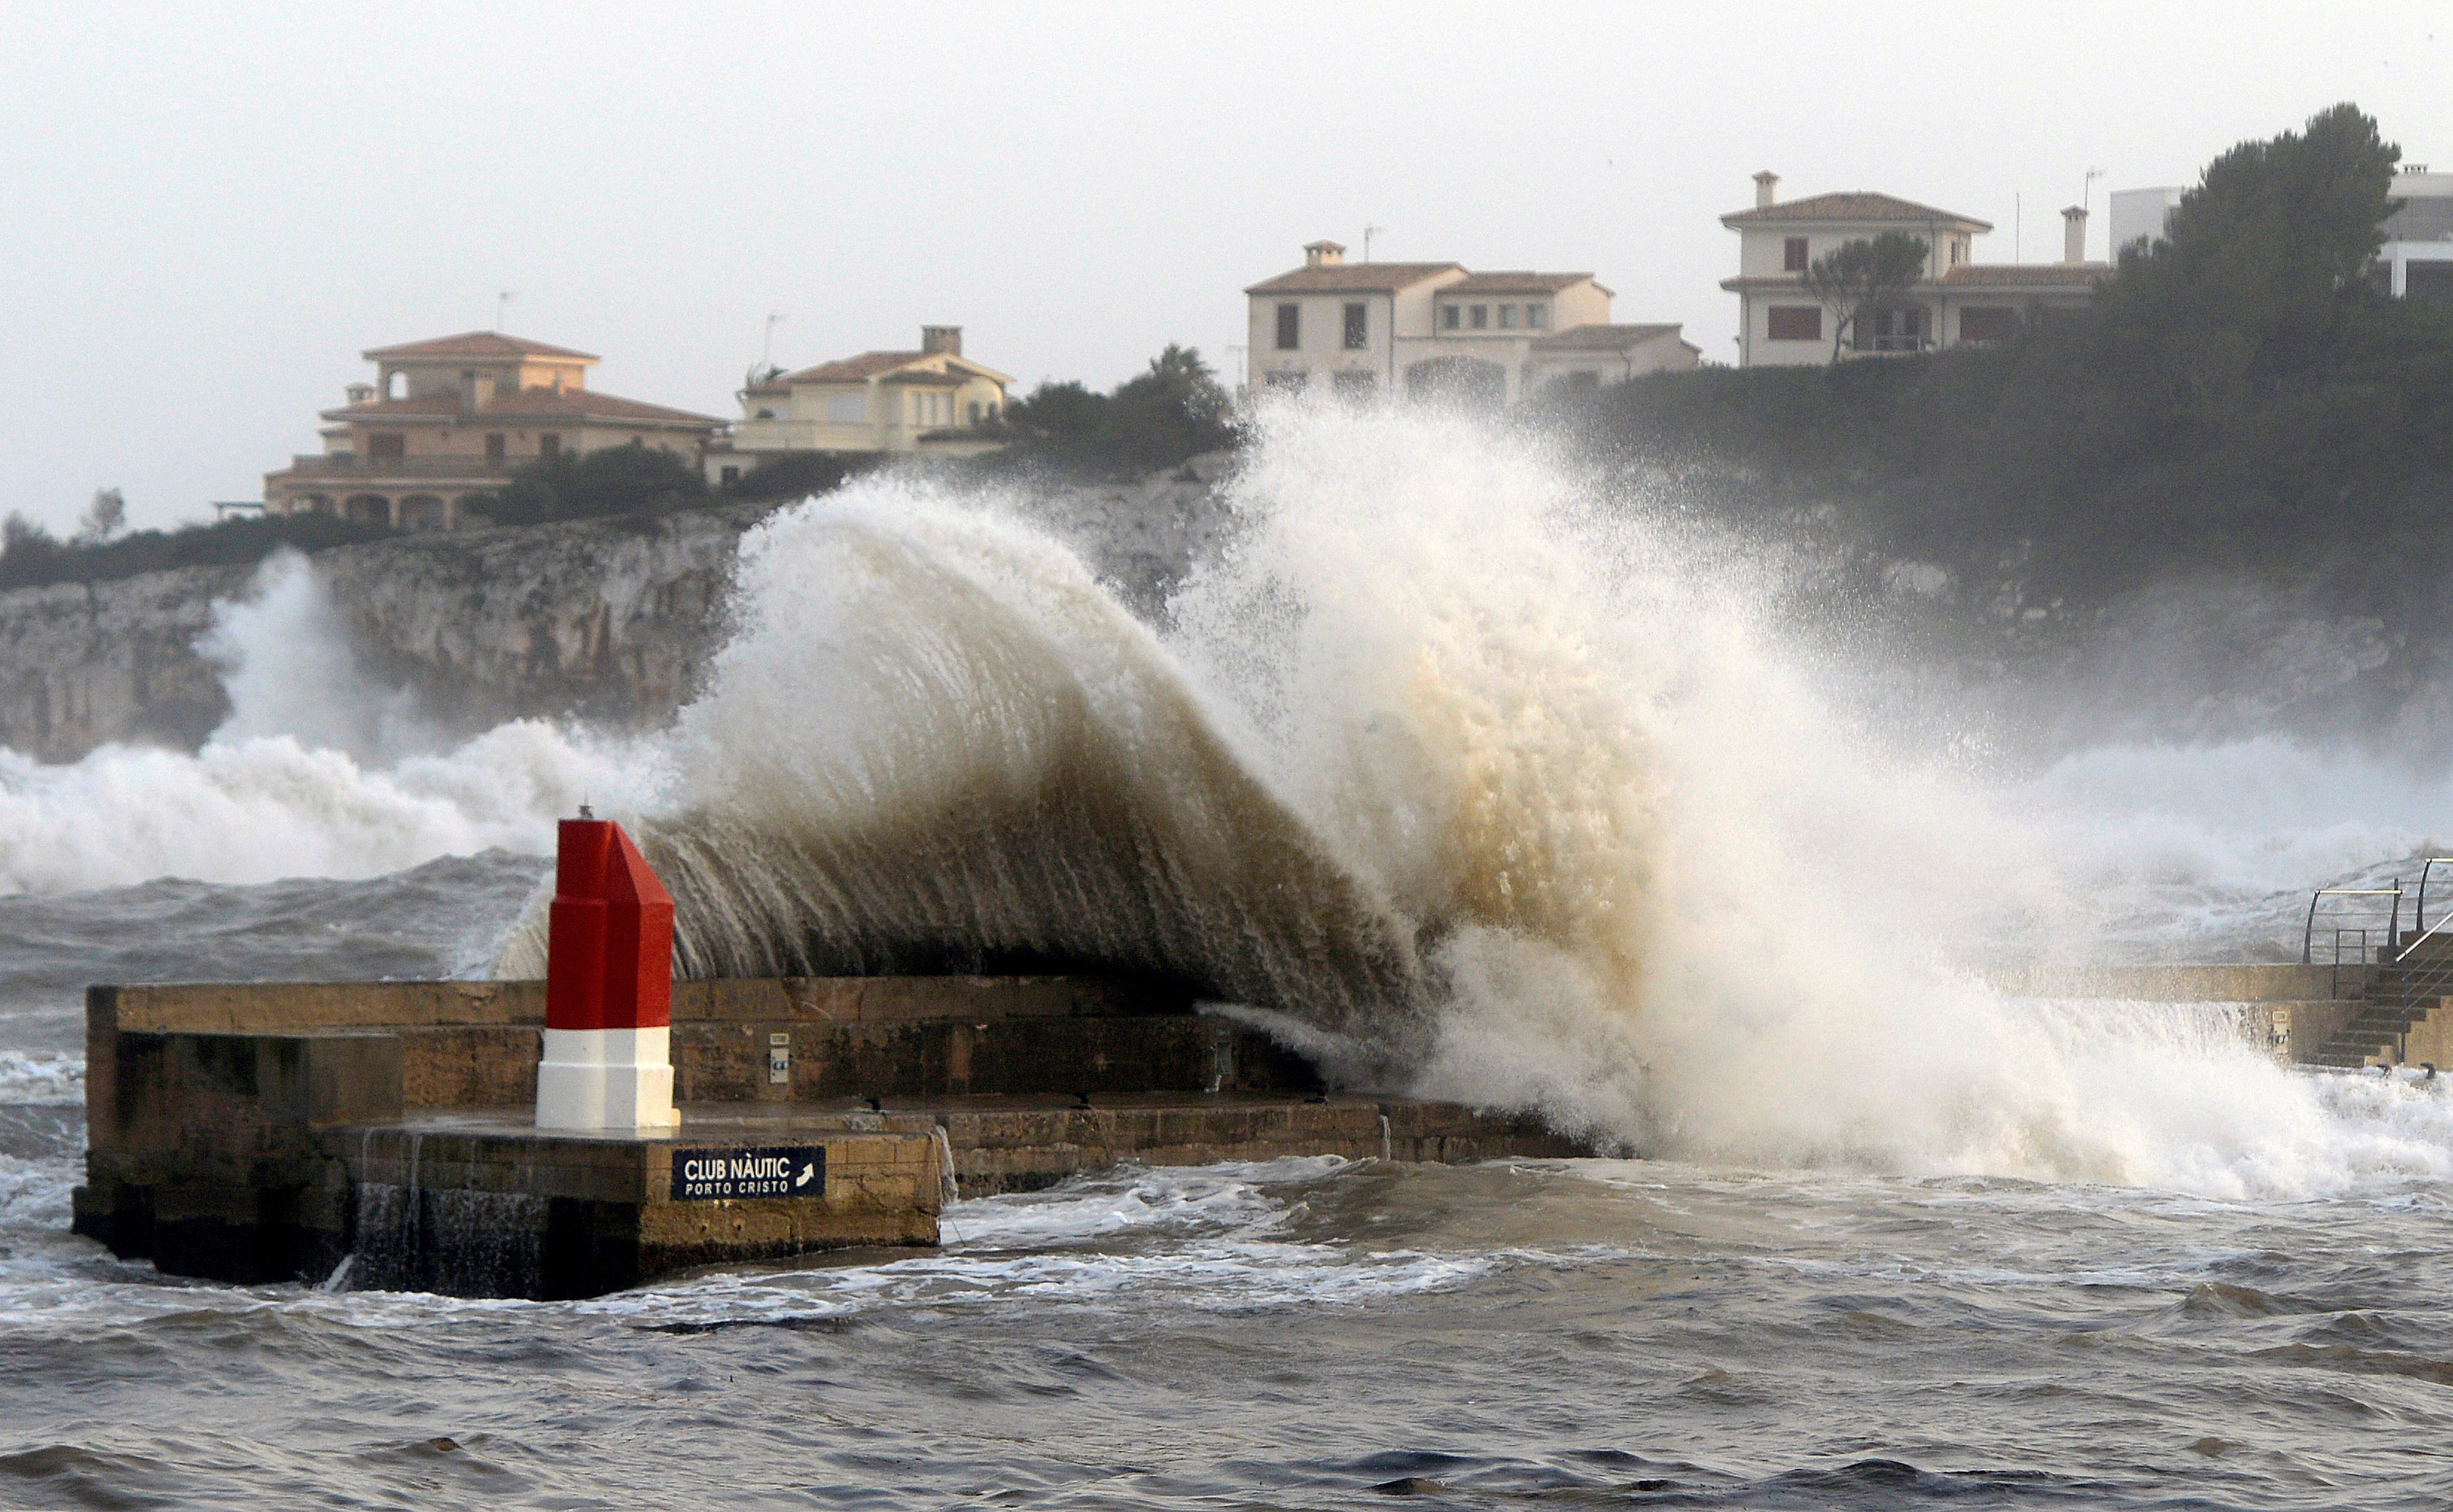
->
[1245,242,1695,403]
[704,326,1011,484]
[1722,173,2108,367]
[260,332,724,529]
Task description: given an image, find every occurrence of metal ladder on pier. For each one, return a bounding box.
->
[2305,861,2453,1069]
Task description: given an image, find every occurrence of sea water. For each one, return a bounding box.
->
[3,409,2452,1506]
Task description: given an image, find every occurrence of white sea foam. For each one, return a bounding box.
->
[477,407,2453,1195]
[0,554,653,894]
[0,1051,82,1104]
[11,409,2453,1199]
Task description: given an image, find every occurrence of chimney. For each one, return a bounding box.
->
[2062,205,2088,265]
[1303,240,1346,269]
[1754,170,1779,209]
[921,325,962,357]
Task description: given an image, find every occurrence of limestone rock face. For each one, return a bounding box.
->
[313,504,761,739]
[0,461,1238,764]
[0,565,255,761]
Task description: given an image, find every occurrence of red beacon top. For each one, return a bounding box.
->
[544,818,675,1033]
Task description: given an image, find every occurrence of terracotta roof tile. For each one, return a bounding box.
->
[323,388,721,426]
[764,350,928,387]
[361,330,600,362]
[1531,322,1684,350]
[1245,261,1465,294]
[1442,272,1598,294]
[1941,263,2111,286]
[1722,192,1990,230]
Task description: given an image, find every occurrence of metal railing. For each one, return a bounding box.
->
[2293,870,2453,1063]
[2413,858,2453,936]
[276,454,519,479]
[2305,887,2402,964]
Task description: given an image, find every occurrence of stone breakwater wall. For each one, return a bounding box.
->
[0,458,1235,763]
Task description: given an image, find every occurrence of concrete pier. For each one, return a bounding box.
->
[73,976,1587,1298]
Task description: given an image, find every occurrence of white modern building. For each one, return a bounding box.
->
[1721,172,2107,366]
[2109,186,2187,257]
[2378,167,2453,301]
[1244,241,1696,403]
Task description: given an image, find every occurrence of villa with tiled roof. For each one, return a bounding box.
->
[705,326,1013,481]
[1722,172,2109,366]
[260,331,723,529]
[1245,241,1694,403]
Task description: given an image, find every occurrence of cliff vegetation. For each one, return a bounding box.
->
[1558,106,2453,611]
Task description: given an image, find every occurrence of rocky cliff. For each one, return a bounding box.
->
[0,460,1235,763]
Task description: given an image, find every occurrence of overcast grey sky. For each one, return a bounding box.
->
[2,1,2446,532]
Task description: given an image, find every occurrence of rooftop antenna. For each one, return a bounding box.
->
[496,290,516,331]
[2014,194,2022,263]
[578,795,592,820]
[1363,224,1383,263]
[2083,167,2107,257]
[762,311,787,368]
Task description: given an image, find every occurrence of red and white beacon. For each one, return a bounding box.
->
[536,810,681,1130]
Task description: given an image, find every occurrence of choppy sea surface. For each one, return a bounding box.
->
[4,860,2453,1510]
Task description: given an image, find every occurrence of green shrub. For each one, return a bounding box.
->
[0,510,394,593]
[464,443,709,528]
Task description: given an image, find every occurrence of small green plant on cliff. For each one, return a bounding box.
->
[720,450,883,503]
[465,443,711,528]
[0,508,391,594]
[999,345,1237,475]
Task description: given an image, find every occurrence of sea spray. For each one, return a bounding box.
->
[0,552,647,894]
[501,480,1429,1048]
[199,549,443,763]
[9,411,2453,1194]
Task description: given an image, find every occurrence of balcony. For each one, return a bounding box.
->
[275,453,519,479]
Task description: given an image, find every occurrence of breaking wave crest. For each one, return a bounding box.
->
[19,409,2453,1194]
[485,409,2294,1187]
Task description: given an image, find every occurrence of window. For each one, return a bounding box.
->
[1264,370,1309,391]
[368,432,405,460]
[1560,371,1600,389]
[720,466,741,486]
[484,432,505,461]
[1470,304,1488,329]
[1527,304,1547,329]
[1864,306,1930,351]
[754,408,776,420]
[1331,370,1375,396]
[1276,302,1300,350]
[825,393,866,423]
[968,401,982,424]
[1766,307,1820,341]
[1498,304,1518,329]
[1951,239,1966,266]
[1343,302,1368,348]
[1442,305,1460,330]
[988,401,1000,420]
[1783,237,1808,272]
[538,433,561,458]
[1959,306,2016,342]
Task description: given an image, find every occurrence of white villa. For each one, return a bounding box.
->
[704,326,1011,484]
[1244,241,1696,403]
[1721,172,2108,367]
